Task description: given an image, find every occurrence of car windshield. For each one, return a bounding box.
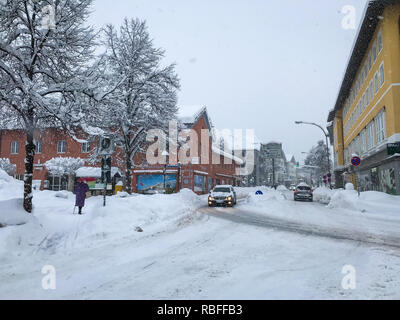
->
[213,188,231,193]
[297,186,311,191]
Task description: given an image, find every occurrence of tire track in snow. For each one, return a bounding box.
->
[201,207,400,250]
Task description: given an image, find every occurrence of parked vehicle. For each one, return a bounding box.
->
[294,183,313,202]
[208,185,237,207]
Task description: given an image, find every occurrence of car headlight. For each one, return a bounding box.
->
[227,196,232,201]
[208,196,214,201]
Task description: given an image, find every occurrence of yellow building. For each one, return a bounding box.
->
[328,0,400,195]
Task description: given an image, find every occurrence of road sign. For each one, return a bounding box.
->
[98,137,115,156]
[351,156,361,167]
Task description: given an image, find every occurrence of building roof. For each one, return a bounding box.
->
[75,166,123,178]
[211,145,244,165]
[327,0,399,122]
[179,106,213,131]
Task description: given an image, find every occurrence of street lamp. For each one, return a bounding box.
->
[295,121,332,187]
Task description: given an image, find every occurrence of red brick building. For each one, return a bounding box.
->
[0,108,242,194]
[132,108,243,194]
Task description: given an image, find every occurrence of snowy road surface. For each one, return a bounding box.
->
[202,204,400,249]
[1,184,400,299]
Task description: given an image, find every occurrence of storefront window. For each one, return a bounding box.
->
[137,174,177,194]
[194,175,206,192]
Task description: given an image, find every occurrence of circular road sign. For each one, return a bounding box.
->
[351,156,361,167]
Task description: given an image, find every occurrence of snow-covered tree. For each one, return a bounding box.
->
[0,158,16,176]
[0,0,97,212]
[98,19,180,194]
[304,140,332,181]
[44,157,85,176]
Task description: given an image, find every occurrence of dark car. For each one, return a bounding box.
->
[294,183,313,202]
[208,185,237,207]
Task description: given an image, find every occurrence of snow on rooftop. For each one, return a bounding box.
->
[212,145,244,165]
[75,166,123,178]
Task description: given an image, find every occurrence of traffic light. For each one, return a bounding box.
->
[101,156,112,184]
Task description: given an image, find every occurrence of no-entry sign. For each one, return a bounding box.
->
[351,156,361,167]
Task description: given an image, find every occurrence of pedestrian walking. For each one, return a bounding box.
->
[74,178,89,215]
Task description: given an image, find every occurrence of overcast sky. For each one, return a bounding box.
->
[89,0,369,163]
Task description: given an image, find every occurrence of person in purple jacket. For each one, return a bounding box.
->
[74,178,89,215]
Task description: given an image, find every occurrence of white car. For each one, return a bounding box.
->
[208,185,237,207]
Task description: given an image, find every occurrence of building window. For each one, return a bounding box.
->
[366,88,369,106]
[81,142,91,153]
[367,121,375,150]
[362,94,366,112]
[368,53,372,70]
[360,129,366,154]
[35,141,42,154]
[377,30,383,53]
[379,62,385,87]
[354,139,358,155]
[376,109,386,143]
[372,41,377,62]
[57,140,66,154]
[374,72,379,94]
[11,141,19,154]
[369,81,374,101]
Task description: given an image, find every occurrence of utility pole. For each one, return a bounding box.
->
[272,158,275,188]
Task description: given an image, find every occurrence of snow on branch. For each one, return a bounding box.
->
[44,157,86,176]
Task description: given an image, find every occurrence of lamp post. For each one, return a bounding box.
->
[295,121,332,187]
[162,151,169,193]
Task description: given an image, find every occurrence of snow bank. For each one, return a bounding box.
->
[54,190,71,199]
[0,187,205,255]
[277,185,288,191]
[0,169,23,201]
[327,190,360,211]
[327,189,400,218]
[345,183,355,190]
[0,199,33,226]
[247,189,286,207]
[313,187,334,204]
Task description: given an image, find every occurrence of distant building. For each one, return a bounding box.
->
[262,142,287,186]
[286,155,298,186]
[235,147,262,187]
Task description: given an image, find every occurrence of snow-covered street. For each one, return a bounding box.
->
[1,174,400,300]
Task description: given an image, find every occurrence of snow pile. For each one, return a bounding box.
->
[345,183,355,190]
[0,199,34,227]
[327,189,400,217]
[247,189,286,207]
[54,190,71,199]
[116,191,129,198]
[313,187,335,204]
[0,169,23,201]
[277,185,288,191]
[0,187,204,255]
[327,190,360,211]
